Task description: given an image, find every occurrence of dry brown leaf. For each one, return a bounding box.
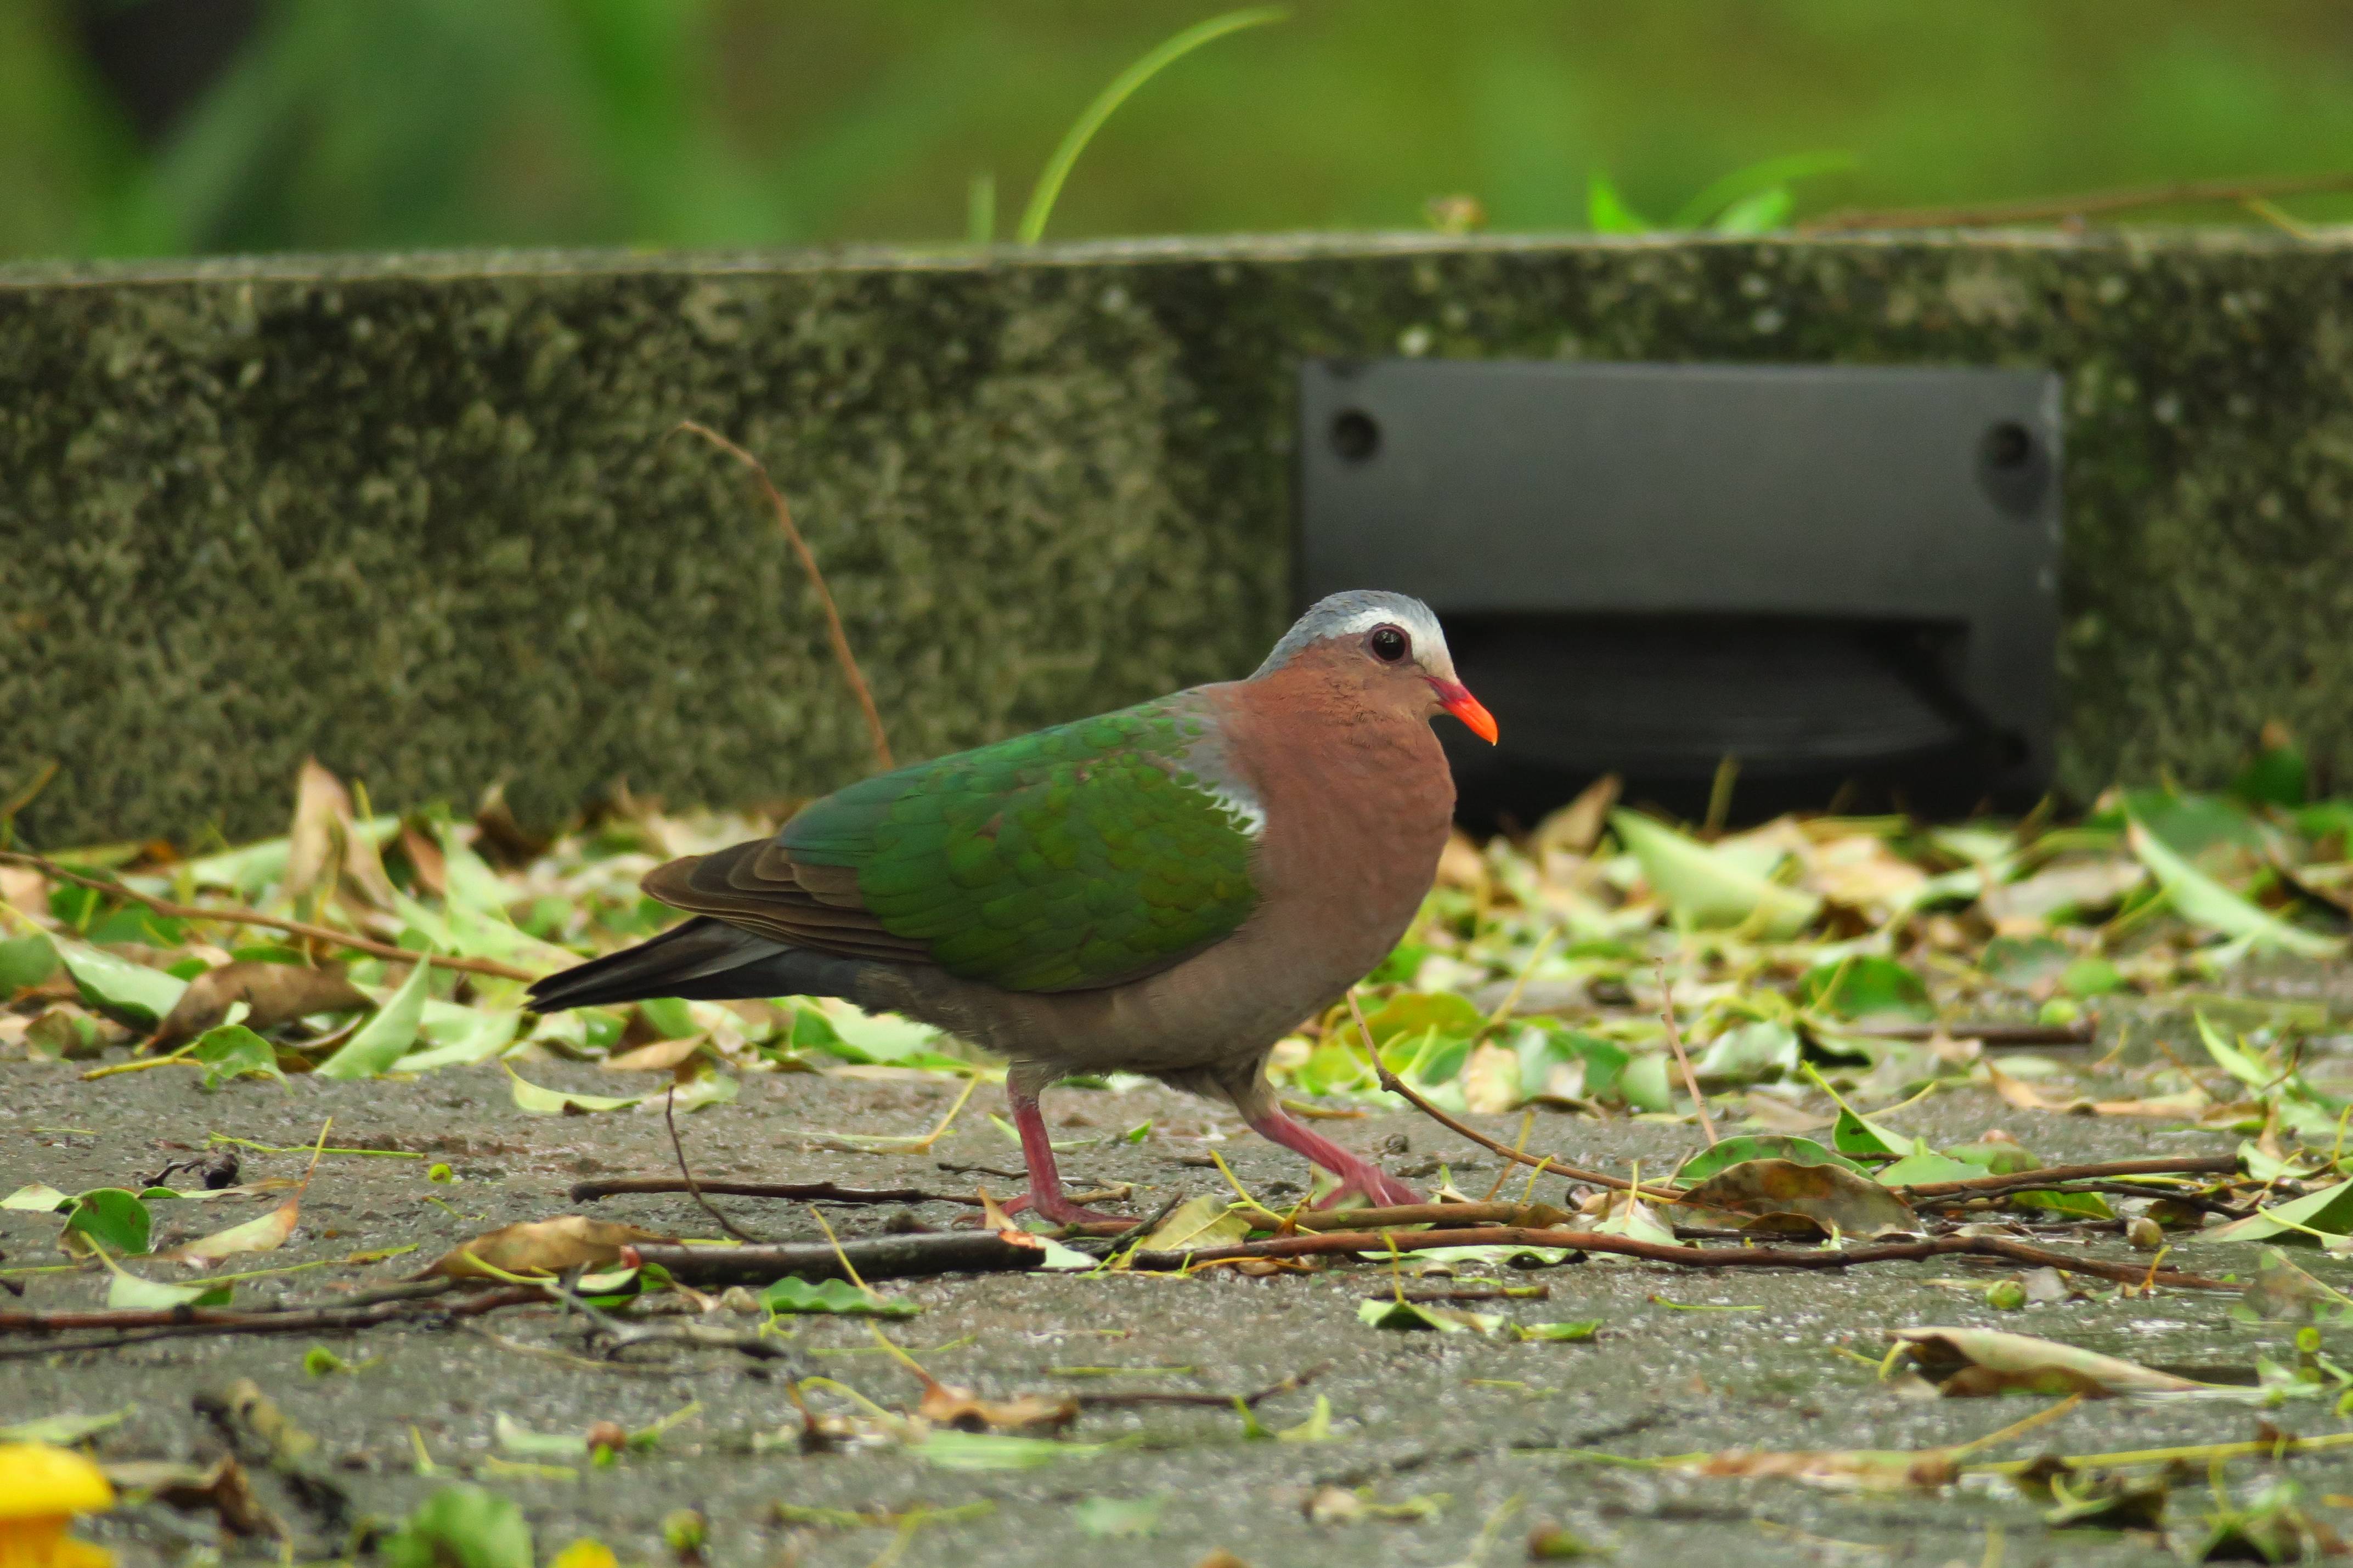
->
[1459,1041,1522,1114]
[1981,856,2145,927]
[1688,1445,1957,1491]
[1740,1092,1835,1134]
[1889,1327,2209,1397]
[105,1456,278,1538]
[160,1197,301,1267]
[422,1216,675,1280]
[284,760,351,908]
[977,1189,1018,1232]
[915,1378,1077,1434]
[0,863,47,911]
[1987,1065,2209,1120]
[151,963,371,1049]
[2089,1090,2211,1118]
[472,781,553,867]
[399,823,448,899]
[1987,1062,2067,1112]
[338,810,400,912]
[1434,831,1486,893]
[1678,1158,1916,1236]
[602,1036,709,1073]
[1218,1256,1315,1276]
[1534,773,1620,856]
[2288,861,2353,914]
[1801,833,1929,910]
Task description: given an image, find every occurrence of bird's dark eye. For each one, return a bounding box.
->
[1368,625,1409,663]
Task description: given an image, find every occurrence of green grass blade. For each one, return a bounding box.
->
[967,171,996,245]
[1585,171,1650,234]
[1017,7,1286,245]
[1669,150,1858,230]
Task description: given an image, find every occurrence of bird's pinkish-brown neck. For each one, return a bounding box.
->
[1209,645,1458,977]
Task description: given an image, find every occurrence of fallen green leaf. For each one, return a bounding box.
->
[2197,1012,2276,1090]
[2207,1178,2353,1244]
[2006,1188,2116,1221]
[314,958,430,1079]
[1072,1495,1163,1537]
[190,1023,285,1089]
[395,1007,522,1072]
[1513,1320,1602,1342]
[381,1484,534,1568]
[2128,815,2343,958]
[760,1277,919,1318]
[1797,956,1933,1022]
[3,1182,69,1212]
[306,1344,374,1376]
[1610,810,1820,938]
[505,1065,646,1116]
[0,932,60,994]
[1673,1135,1867,1186]
[1357,1297,1503,1334]
[1275,1394,1334,1442]
[63,1188,152,1255]
[1876,1151,1992,1187]
[915,1430,1121,1470]
[57,940,187,1027]
[0,1407,135,1444]
[105,1270,231,1310]
[495,1412,587,1457]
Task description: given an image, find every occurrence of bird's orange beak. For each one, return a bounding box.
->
[1429,679,1499,745]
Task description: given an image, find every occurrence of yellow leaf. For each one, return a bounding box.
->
[159,1198,299,1268]
[424,1216,673,1280]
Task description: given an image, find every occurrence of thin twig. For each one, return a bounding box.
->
[1848,1021,2096,1047]
[1480,926,1562,1034]
[462,1323,690,1377]
[1234,1201,1573,1232]
[665,1083,764,1243]
[1124,1227,2234,1291]
[675,421,892,771]
[571,1177,988,1208]
[1803,171,2353,232]
[0,1283,545,1358]
[0,760,58,827]
[1329,1018,2240,1214]
[630,1230,1057,1285]
[0,850,535,981]
[1347,990,1678,1200]
[591,1317,795,1366]
[1072,1362,1330,1411]
[1094,1192,1189,1264]
[1655,959,1718,1146]
[1899,1154,2242,1202]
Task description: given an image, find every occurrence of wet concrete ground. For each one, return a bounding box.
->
[4,1020,2348,1568]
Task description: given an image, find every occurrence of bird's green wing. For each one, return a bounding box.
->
[778,692,1260,992]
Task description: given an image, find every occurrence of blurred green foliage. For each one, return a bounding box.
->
[7,0,2353,261]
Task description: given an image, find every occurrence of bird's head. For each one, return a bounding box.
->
[1253,590,1498,743]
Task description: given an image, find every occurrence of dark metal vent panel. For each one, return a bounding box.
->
[1297,359,2062,818]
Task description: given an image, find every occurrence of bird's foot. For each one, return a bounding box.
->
[1249,1111,1421,1210]
[1000,1191,1131,1228]
[1312,1162,1422,1210]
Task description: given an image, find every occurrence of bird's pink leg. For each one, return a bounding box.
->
[1000,1086,1127,1226]
[1248,1112,1420,1208]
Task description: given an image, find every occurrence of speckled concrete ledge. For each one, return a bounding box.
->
[3,231,2349,844]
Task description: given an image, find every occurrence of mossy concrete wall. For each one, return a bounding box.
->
[3,233,2348,845]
